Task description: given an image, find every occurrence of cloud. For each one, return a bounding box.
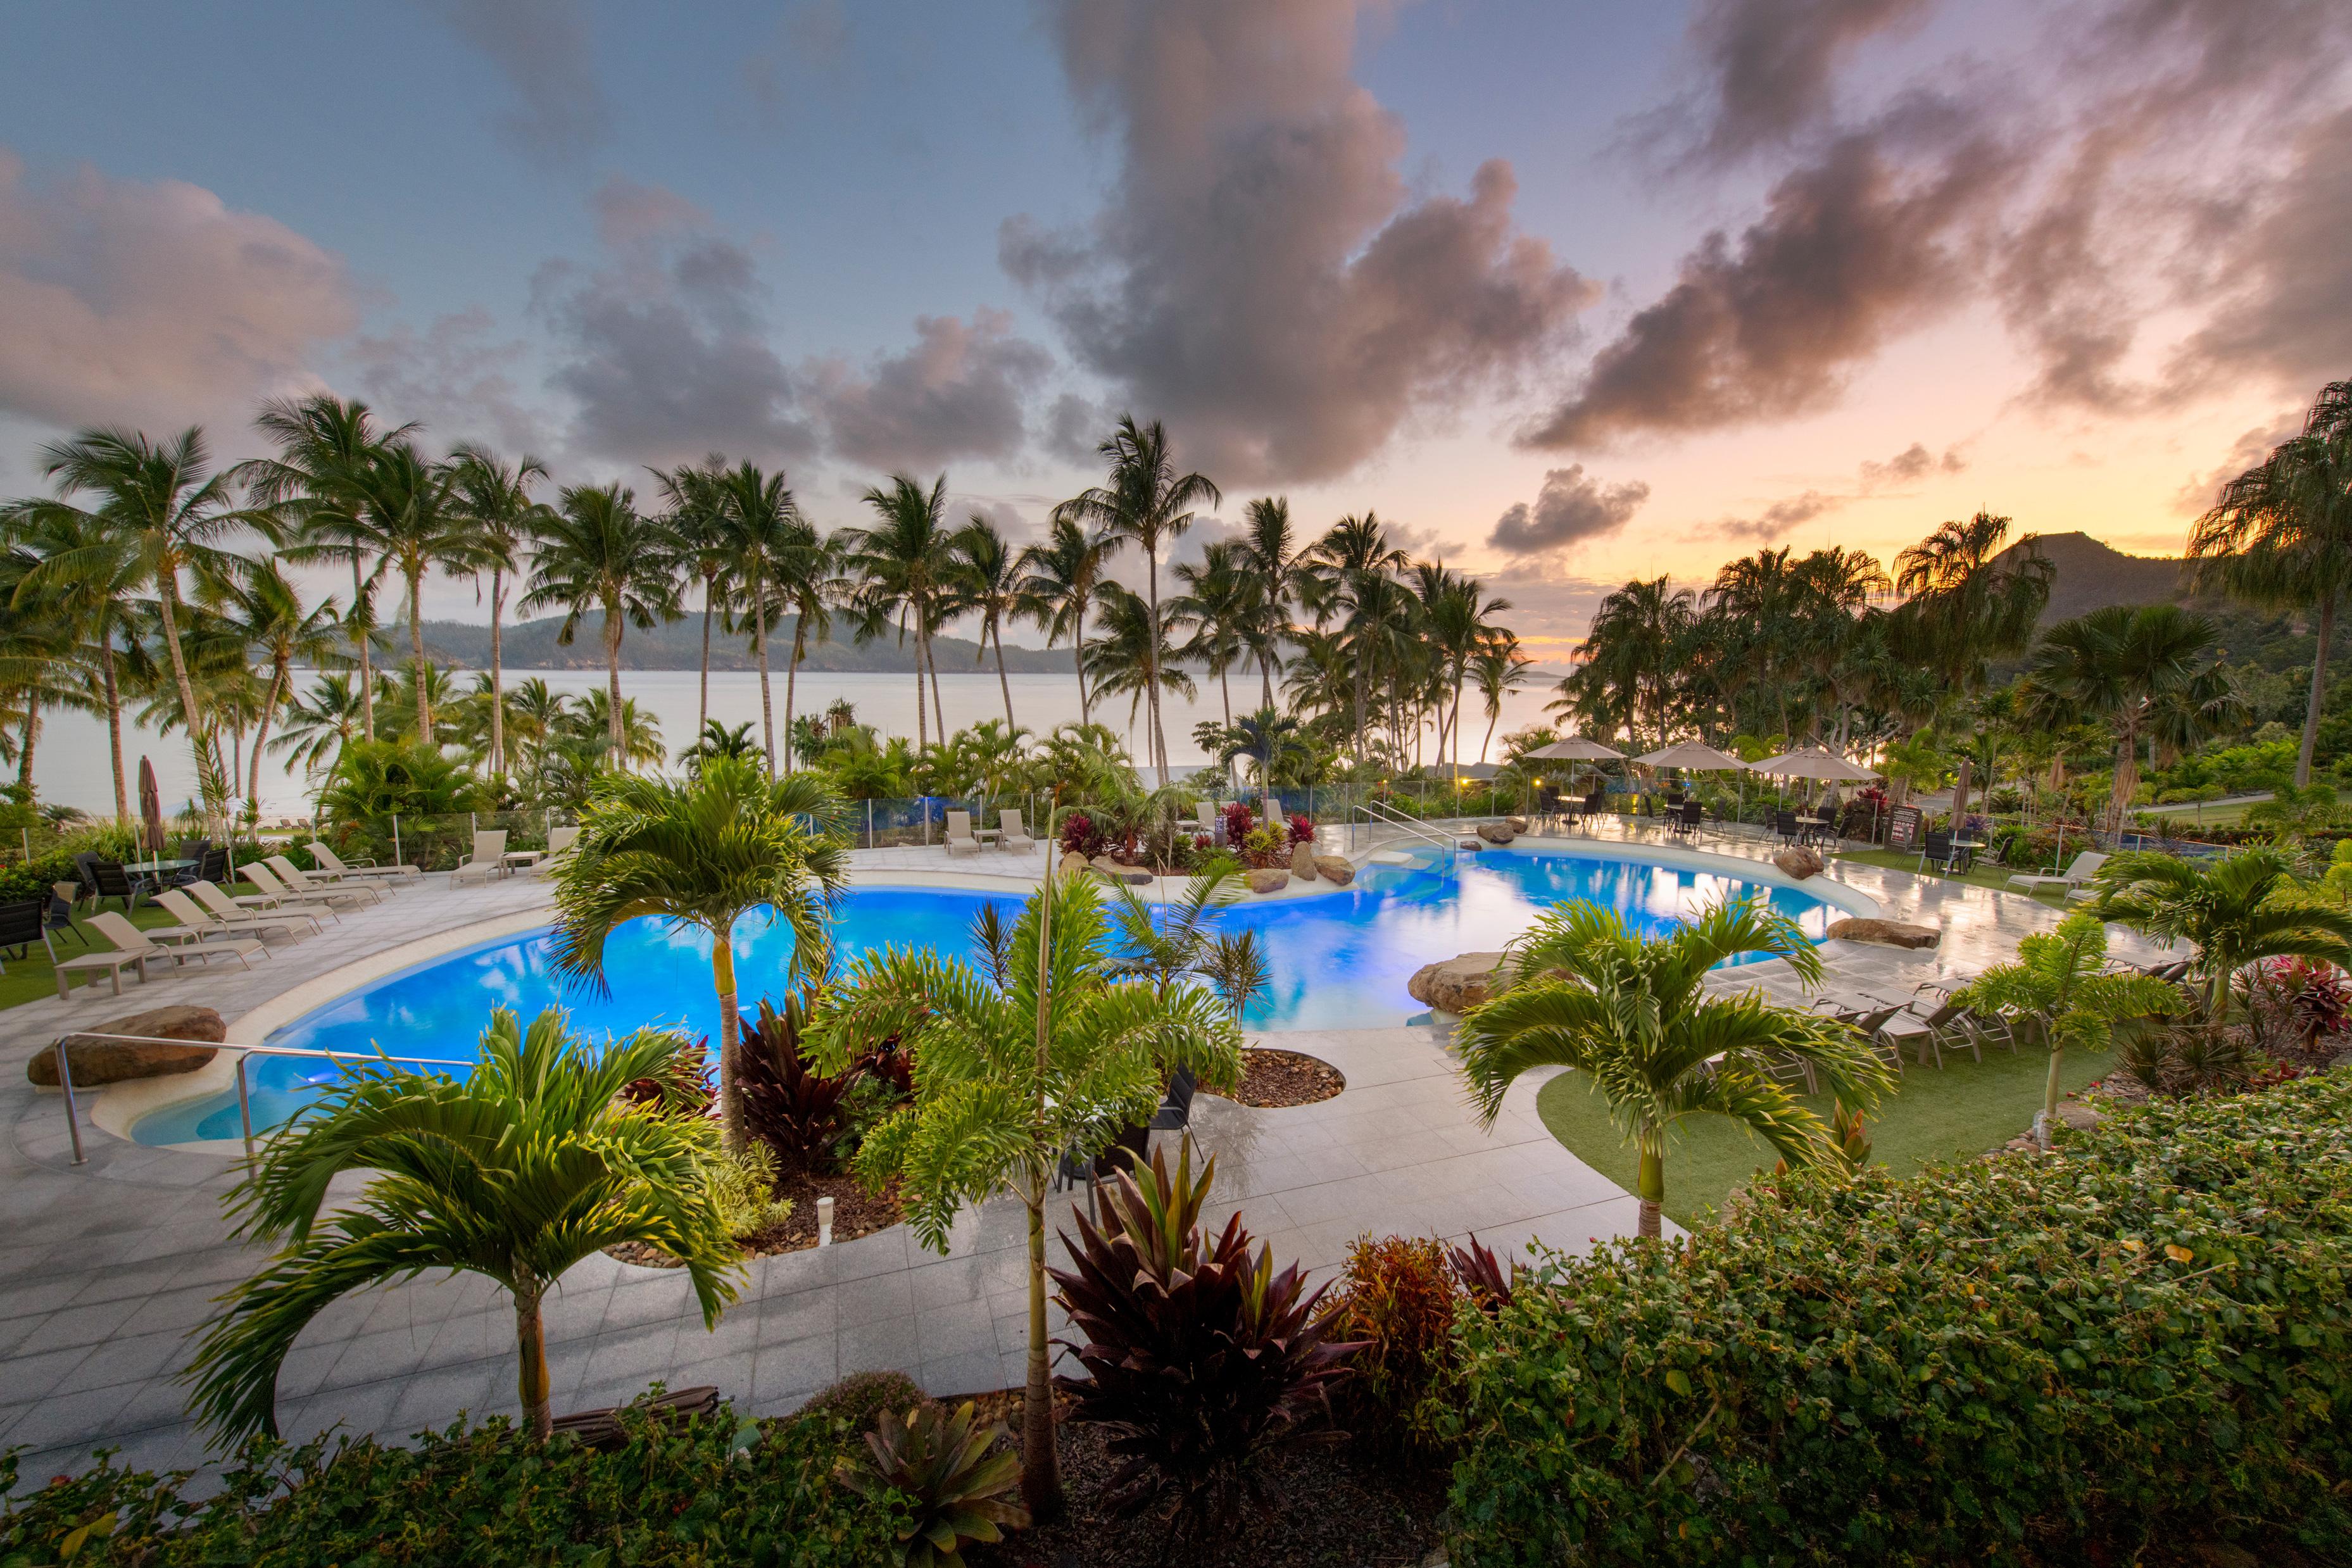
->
[1680,0,1937,163]
[1715,489,1839,542]
[1488,465,1652,555]
[1483,563,1618,644]
[1041,391,1117,467]
[1710,438,1964,539]
[1007,0,1594,485]
[418,0,611,164]
[807,310,1053,471]
[2169,410,2304,516]
[0,151,356,435]
[1857,439,1964,486]
[534,178,815,467]
[344,308,551,456]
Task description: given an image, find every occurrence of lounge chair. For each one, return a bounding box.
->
[268,854,384,906]
[308,841,422,884]
[53,914,168,999]
[2008,851,2106,898]
[1194,800,1221,843]
[239,861,356,917]
[1878,993,1977,1069]
[451,830,508,886]
[539,825,581,869]
[190,879,325,937]
[943,811,983,859]
[87,910,264,980]
[999,808,1036,853]
[154,887,305,946]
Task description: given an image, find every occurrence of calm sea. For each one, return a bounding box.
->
[33,668,1565,818]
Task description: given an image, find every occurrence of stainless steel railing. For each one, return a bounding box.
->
[1352,798,1459,858]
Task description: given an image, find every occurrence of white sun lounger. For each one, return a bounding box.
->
[52,914,170,999]
[269,855,384,906]
[189,879,327,936]
[87,910,263,979]
[154,887,305,945]
[943,811,983,858]
[239,861,357,917]
[2008,851,2107,896]
[451,829,509,886]
[308,841,422,884]
[999,808,1036,853]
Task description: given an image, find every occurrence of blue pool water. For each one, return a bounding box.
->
[132,846,1842,1145]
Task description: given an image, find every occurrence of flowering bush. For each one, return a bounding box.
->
[1288,813,1316,848]
[1221,800,1254,845]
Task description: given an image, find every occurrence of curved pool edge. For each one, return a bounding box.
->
[1492,834,1885,923]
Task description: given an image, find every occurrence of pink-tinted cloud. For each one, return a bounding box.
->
[807,310,1054,471]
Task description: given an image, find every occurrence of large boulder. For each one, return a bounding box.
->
[1091,856,1153,885]
[1407,953,1510,1015]
[1476,822,1517,846]
[1773,847,1824,880]
[1824,917,1940,950]
[1247,868,1291,894]
[1290,843,1317,881]
[1505,815,1529,834]
[1312,855,1356,887]
[1057,849,1091,880]
[28,1005,225,1088]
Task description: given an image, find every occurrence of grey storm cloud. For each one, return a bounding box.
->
[418,0,612,165]
[1488,466,1652,556]
[808,310,1054,472]
[345,307,551,457]
[1006,0,1595,486]
[1531,0,2352,452]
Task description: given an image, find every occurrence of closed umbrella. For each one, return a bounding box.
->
[137,756,165,858]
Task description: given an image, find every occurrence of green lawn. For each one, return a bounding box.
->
[1832,846,2073,896]
[0,900,238,1013]
[1535,1041,2106,1227]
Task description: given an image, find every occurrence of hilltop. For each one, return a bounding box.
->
[1999,530,2190,624]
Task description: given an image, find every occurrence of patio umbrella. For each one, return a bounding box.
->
[137,756,165,856]
[1750,746,1879,782]
[1528,736,1626,762]
[1633,741,1750,772]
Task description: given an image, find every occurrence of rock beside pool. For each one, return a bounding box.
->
[28,1005,225,1088]
[1091,856,1153,885]
[1506,815,1529,833]
[1058,850,1090,879]
[1773,847,1824,879]
[1457,838,1483,852]
[1290,843,1317,881]
[1825,917,1940,950]
[1247,868,1291,894]
[1312,855,1355,887]
[1476,822,1517,845]
[1408,952,1510,1014]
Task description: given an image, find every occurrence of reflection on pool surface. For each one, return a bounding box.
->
[132,844,1843,1145]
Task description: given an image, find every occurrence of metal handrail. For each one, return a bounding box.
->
[1354,798,1457,855]
[47,1030,469,1169]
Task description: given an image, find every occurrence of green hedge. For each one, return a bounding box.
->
[1444,1075,2352,1565]
[1,1395,905,1567]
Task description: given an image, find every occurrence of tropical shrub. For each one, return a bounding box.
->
[707,1143,795,1239]
[1050,1140,1360,1538]
[0,1395,904,1567]
[1448,1235,1518,1315]
[1287,812,1315,846]
[833,1401,1029,1568]
[1443,1075,2352,1566]
[798,1369,928,1434]
[739,992,864,1175]
[318,737,487,824]
[1335,1235,1462,1455]
[1057,809,1105,859]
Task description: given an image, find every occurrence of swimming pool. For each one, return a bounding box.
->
[130,844,1852,1146]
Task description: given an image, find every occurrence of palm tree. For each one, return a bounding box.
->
[241,394,412,741]
[768,513,836,775]
[11,428,261,816]
[2024,604,2236,831]
[1084,583,1197,755]
[0,502,145,819]
[1418,566,1511,783]
[1305,514,1410,763]
[1057,418,1221,783]
[524,484,679,768]
[1562,576,1695,750]
[1204,706,1305,811]
[803,873,1243,1518]
[270,672,365,803]
[1237,497,1312,710]
[704,461,806,775]
[681,718,759,775]
[187,1007,741,1445]
[1171,541,1256,731]
[2088,848,2352,1019]
[843,474,958,752]
[358,441,482,744]
[204,561,343,805]
[446,444,552,777]
[2189,380,2352,787]
[1017,514,1112,725]
[570,688,667,771]
[550,758,850,1151]
[1891,510,2052,699]
[948,515,1035,729]
[1955,913,2184,1132]
[1456,899,1890,1238]
[1472,636,1531,763]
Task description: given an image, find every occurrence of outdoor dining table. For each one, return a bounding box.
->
[1795,814,1830,844]
[124,858,197,879]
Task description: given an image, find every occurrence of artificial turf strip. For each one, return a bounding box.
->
[1533,1039,2110,1227]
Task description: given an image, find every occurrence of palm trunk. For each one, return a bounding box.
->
[1074,596,1092,725]
[352,556,374,741]
[251,658,288,805]
[605,610,624,768]
[2298,593,2334,789]
[1145,546,1166,785]
[1353,658,1370,768]
[1218,667,1231,729]
[755,575,776,776]
[783,626,803,774]
[911,613,929,751]
[101,643,128,824]
[17,700,35,793]
[698,575,714,739]
[995,623,1016,728]
[926,619,946,745]
[1481,705,1501,765]
[408,567,432,743]
[2108,729,2140,834]
[489,567,507,775]
[1023,841,1062,1517]
[1261,648,1275,712]
[713,935,744,1152]
[514,1284,552,1441]
[1636,1135,1664,1241]
[2042,1041,2066,1129]
[155,585,214,811]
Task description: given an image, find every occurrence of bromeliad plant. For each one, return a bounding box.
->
[1050,1140,1361,1537]
[1455,897,1892,1238]
[186,1008,743,1445]
[834,1401,1030,1568]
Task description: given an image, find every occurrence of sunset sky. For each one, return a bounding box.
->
[2,0,2346,655]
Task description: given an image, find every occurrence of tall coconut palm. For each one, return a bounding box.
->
[1457,898,1889,1238]
[843,474,958,751]
[2189,380,2352,787]
[1418,565,1511,783]
[550,758,850,1151]
[705,461,804,775]
[1558,575,1695,750]
[187,1007,741,1445]
[446,444,552,777]
[270,673,365,804]
[1891,510,2052,700]
[0,502,146,820]
[2024,603,2237,831]
[948,515,1035,729]
[769,515,836,776]
[1084,582,1197,753]
[1017,513,1111,724]
[1473,635,1532,763]
[803,873,1242,1518]
[524,484,679,769]
[11,427,261,815]
[652,455,731,739]
[241,394,412,741]
[1237,497,1312,710]
[1056,418,1221,784]
[1305,513,1409,762]
[1171,541,1257,731]
[204,561,344,805]
[358,441,482,744]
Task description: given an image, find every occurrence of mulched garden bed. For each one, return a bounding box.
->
[1219,1047,1345,1108]
[608,1170,903,1269]
[957,1389,1445,1568]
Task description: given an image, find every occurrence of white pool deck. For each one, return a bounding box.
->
[0,822,2161,1483]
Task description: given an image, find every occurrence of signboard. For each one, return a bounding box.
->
[1887,806,1923,851]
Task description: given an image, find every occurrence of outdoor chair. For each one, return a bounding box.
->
[999,808,1036,853]
[44,884,84,952]
[552,1386,720,1452]
[154,887,304,946]
[943,810,983,858]
[1149,1065,1198,1134]
[1918,830,1964,875]
[308,841,422,884]
[1774,811,1801,846]
[191,878,325,936]
[85,856,151,913]
[269,854,384,906]
[167,839,210,886]
[2008,850,2106,898]
[450,831,509,887]
[1195,800,1221,843]
[90,909,264,977]
[1581,787,1607,822]
[239,861,355,917]
[0,898,49,969]
[198,846,230,884]
[1880,994,1977,1069]
[1679,800,1704,836]
[536,825,581,872]
[52,915,167,1000]
[1758,1049,1818,1095]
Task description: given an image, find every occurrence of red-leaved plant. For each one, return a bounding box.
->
[1051,1139,1362,1536]
[1288,813,1316,848]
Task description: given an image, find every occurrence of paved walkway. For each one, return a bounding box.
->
[0,829,2156,1484]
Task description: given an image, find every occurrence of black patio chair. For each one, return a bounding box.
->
[170,839,211,886]
[1149,1065,1198,1134]
[1774,810,1801,846]
[42,884,84,951]
[0,898,49,965]
[1680,800,1704,837]
[1918,830,1956,875]
[88,857,151,912]
[1582,787,1607,822]
[198,846,230,884]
